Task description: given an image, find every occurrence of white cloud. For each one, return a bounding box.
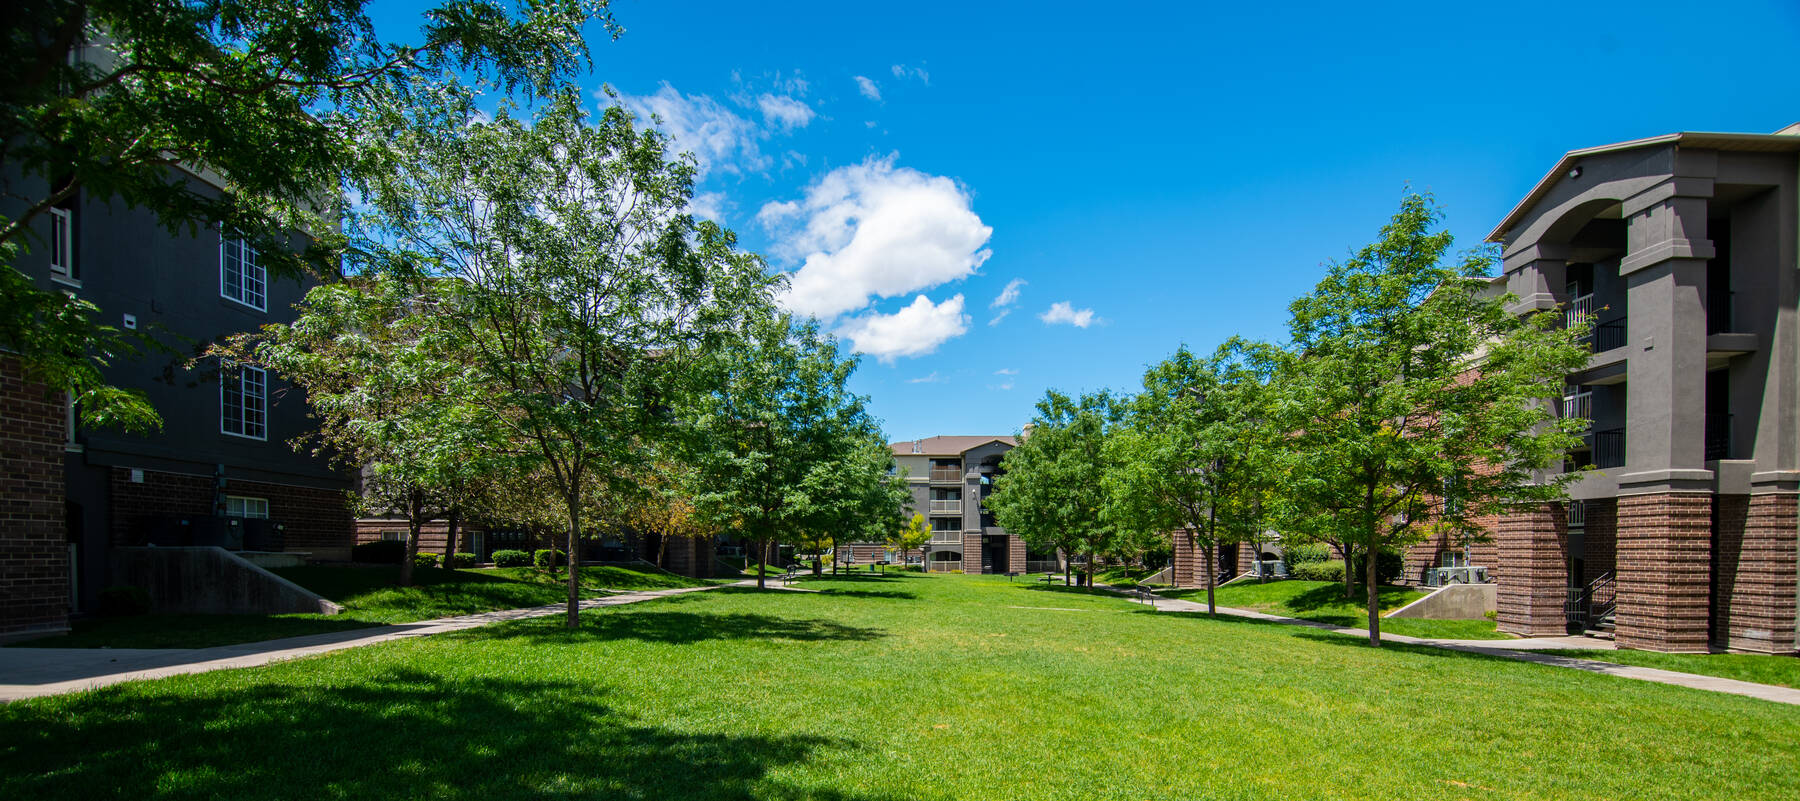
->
[907,372,944,384]
[988,380,1015,391]
[994,368,1018,376]
[688,191,728,222]
[891,63,930,84]
[761,154,993,320]
[1040,301,1098,328]
[756,94,815,131]
[854,75,882,101]
[987,277,1026,325]
[614,83,765,178]
[838,295,969,363]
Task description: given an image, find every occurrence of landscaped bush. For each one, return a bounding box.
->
[96,585,152,617]
[448,552,479,568]
[491,549,531,568]
[534,549,567,568]
[412,553,440,569]
[1291,559,1346,583]
[1281,542,1332,571]
[351,540,406,564]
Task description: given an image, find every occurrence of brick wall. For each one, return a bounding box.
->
[0,357,70,638]
[1615,492,1713,653]
[353,519,485,556]
[1716,493,1797,654]
[111,467,353,560]
[663,535,714,579]
[1403,529,1500,585]
[1496,502,1567,636]
[961,531,983,574]
[1007,533,1027,574]
[1171,529,1197,588]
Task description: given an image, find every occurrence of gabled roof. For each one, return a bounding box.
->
[1487,126,1800,244]
[889,435,1018,457]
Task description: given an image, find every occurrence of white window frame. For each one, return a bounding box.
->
[225,495,270,519]
[48,206,77,284]
[221,364,268,440]
[220,233,266,311]
[381,530,404,542]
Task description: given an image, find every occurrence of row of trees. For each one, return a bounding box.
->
[989,195,1592,645]
[3,1,909,627]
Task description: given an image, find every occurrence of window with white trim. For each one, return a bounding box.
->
[222,364,268,440]
[381,530,404,542]
[220,234,265,310]
[49,206,76,280]
[225,496,269,519]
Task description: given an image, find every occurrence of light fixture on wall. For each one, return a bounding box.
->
[1567,166,1583,179]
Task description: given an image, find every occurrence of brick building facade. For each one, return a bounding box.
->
[1,358,72,638]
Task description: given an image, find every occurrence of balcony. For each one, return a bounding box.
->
[1705,413,1732,461]
[928,467,963,482]
[930,530,962,544]
[1591,319,1626,353]
[929,499,962,515]
[1588,428,1625,469]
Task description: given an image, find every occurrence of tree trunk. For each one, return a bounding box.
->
[655,533,667,569]
[1203,544,1217,616]
[399,490,421,587]
[1084,551,1096,587]
[441,506,460,568]
[1341,542,1356,598]
[1365,542,1381,646]
[756,536,768,590]
[565,503,581,628]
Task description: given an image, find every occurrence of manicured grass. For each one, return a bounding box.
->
[1542,649,1800,689]
[1164,578,1510,640]
[2,573,1795,800]
[8,565,717,650]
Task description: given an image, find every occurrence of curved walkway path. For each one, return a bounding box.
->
[1112,586,1800,707]
[0,582,742,703]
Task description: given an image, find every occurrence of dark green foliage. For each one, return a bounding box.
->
[95,585,151,617]
[1281,542,1332,569]
[492,550,531,568]
[449,552,480,568]
[413,553,441,569]
[352,540,406,564]
[534,549,567,569]
[1291,559,1345,583]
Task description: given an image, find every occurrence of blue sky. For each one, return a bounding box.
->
[377,0,1799,442]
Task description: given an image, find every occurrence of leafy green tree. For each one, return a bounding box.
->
[353,91,770,625]
[987,390,1116,587]
[677,313,889,589]
[1,0,612,431]
[1276,194,1590,646]
[889,513,931,569]
[1103,339,1279,614]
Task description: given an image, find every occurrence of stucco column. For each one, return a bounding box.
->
[1501,243,1572,316]
[1620,194,1713,488]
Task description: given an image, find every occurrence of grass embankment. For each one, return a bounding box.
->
[1160,578,1509,640]
[9,565,717,650]
[3,573,1795,800]
[1540,648,1800,689]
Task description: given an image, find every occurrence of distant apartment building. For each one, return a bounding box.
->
[1421,124,1799,655]
[875,435,1044,574]
[1,168,353,640]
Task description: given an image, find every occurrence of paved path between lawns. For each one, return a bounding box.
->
[1109,587,1800,707]
[0,582,744,703]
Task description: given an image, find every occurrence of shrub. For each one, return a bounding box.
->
[534,548,567,568]
[1282,542,1332,570]
[1291,559,1346,583]
[492,549,531,568]
[97,585,152,616]
[448,552,479,568]
[413,552,441,569]
[352,540,406,564]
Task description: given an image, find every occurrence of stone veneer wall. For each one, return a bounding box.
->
[1496,502,1567,637]
[1615,492,1713,653]
[0,357,70,638]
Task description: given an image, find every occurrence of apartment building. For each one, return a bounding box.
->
[1477,124,1800,654]
[1,169,353,639]
[880,435,1038,574]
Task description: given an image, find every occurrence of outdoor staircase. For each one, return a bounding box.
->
[1564,571,1616,635]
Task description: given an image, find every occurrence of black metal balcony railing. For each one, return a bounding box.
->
[1705,413,1733,461]
[1591,319,1627,353]
[1589,428,1625,469]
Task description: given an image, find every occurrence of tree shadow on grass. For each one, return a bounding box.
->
[467,611,887,646]
[1018,584,1119,599]
[0,668,896,801]
[1277,583,1418,614]
[1144,608,1523,666]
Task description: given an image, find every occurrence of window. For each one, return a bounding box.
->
[225,496,270,519]
[381,530,404,542]
[221,234,266,310]
[222,364,268,439]
[49,206,76,281]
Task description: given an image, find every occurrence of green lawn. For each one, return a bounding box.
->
[8,565,718,650]
[1541,649,1800,690]
[2,573,1795,800]
[1162,578,1510,640]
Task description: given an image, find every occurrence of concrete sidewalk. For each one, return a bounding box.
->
[1,582,740,703]
[1114,587,1800,707]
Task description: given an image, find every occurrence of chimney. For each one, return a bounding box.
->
[1020,423,1036,441]
[912,440,923,454]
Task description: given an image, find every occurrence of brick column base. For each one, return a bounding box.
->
[1006,533,1026,574]
[1717,492,1797,654]
[1,357,71,639]
[1616,492,1713,653]
[1170,530,1198,588]
[1496,502,1567,637]
[961,532,982,574]
[1238,542,1256,575]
